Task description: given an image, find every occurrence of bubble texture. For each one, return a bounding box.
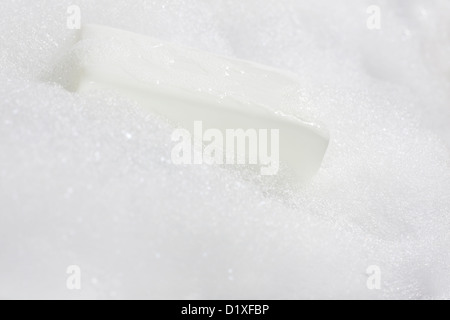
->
[0,0,449,299]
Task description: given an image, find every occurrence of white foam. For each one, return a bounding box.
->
[0,0,449,299]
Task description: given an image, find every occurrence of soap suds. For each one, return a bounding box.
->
[0,0,449,299]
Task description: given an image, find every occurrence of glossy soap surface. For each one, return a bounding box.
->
[73,25,329,182]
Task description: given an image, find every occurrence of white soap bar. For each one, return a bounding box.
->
[71,24,329,182]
